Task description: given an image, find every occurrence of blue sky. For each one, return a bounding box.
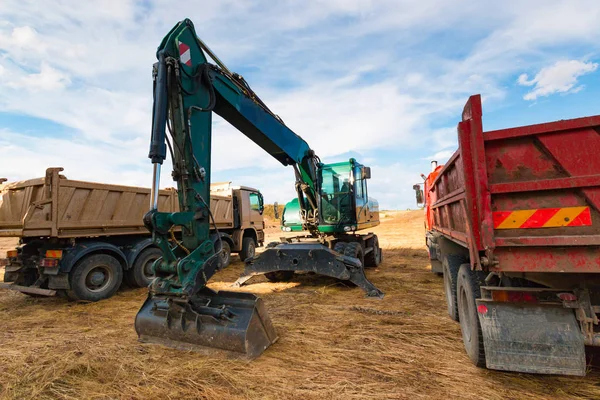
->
[1,1,599,209]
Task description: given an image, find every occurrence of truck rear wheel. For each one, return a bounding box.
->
[443,254,465,322]
[127,248,161,288]
[239,237,256,261]
[67,254,123,302]
[364,236,381,268]
[217,241,232,268]
[457,263,486,368]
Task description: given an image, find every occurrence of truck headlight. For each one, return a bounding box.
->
[343,226,351,232]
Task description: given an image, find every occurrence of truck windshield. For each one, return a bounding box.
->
[319,164,353,224]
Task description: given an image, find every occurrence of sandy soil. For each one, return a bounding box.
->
[0,211,598,399]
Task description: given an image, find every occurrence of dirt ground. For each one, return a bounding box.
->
[0,211,599,400]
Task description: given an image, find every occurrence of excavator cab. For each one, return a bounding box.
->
[281,158,379,233]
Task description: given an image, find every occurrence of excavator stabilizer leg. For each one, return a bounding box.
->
[135,288,278,359]
[234,243,384,298]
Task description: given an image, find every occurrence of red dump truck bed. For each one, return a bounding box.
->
[424,94,600,377]
[431,95,600,274]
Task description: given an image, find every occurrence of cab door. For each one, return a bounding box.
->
[247,190,264,230]
[353,166,369,225]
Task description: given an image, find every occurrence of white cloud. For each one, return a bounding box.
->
[1,1,600,209]
[7,62,71,92]
[518,60,598,100]
[423,149,455,163]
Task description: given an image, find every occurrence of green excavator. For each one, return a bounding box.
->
[135,19,383,358]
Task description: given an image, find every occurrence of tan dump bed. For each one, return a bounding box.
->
[0,168,235,238]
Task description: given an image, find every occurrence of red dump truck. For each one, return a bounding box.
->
[420,94,600,376]
[0,168,265,302]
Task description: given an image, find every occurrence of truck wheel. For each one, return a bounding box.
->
[343,242,365,267]
[67,254,123,302]
[127,248,161,288]
[457,263,486,368]
[443,254,465,322]
[265,270,295,282]
[364,236,381,268]
[240,237,256,261]
[219,241,232,268]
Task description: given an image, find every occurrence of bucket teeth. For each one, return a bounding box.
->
[135,288,278,359]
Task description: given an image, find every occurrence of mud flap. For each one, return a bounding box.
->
[135,288,278,359]
[477,300,585,376]
[234,243,384,298]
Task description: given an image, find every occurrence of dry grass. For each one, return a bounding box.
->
[1,211,599,399]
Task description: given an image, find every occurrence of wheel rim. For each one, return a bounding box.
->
[85,266,113,292]
[143,258,156,279]
[248,243,255,258]
[459,286,472,343]
[221,246,230,264]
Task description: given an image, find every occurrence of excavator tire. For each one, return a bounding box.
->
[333,242,347,254]
[364,236,381,268]
[343,242,365,268]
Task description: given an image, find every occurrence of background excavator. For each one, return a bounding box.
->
[135,19,383,358]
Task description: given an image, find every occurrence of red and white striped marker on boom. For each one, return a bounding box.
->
[178,41,192,66]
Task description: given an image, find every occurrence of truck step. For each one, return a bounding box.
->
[0,282,57,296]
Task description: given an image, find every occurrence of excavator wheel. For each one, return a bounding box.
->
[343,242,365,268]
[364,236,381,268]
[333,242,347,254]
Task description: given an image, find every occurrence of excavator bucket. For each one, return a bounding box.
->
[235,243,384,298]
[135,288,278,359]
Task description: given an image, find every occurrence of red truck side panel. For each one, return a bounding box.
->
[430,94,600,273]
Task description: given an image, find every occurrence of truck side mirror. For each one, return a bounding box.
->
[413,184,424,206]
[273,202,280,220]
[362,167,371,180]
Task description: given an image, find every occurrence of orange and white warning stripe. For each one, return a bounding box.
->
[178,41,192,67]
[493,206,592,229]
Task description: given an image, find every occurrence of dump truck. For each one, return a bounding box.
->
[0,167,265,301]
[420,94,600,376]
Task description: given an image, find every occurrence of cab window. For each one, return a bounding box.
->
[249,192,263,213]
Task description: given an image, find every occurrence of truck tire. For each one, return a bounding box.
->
[67,254,123,302]
[343,242,365,267]
[443,254,465,322]
[239,237,256,262]
[127,248,161,288]
[364,236,381,268]
[219,241,232,268]
[457,263,486,368]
